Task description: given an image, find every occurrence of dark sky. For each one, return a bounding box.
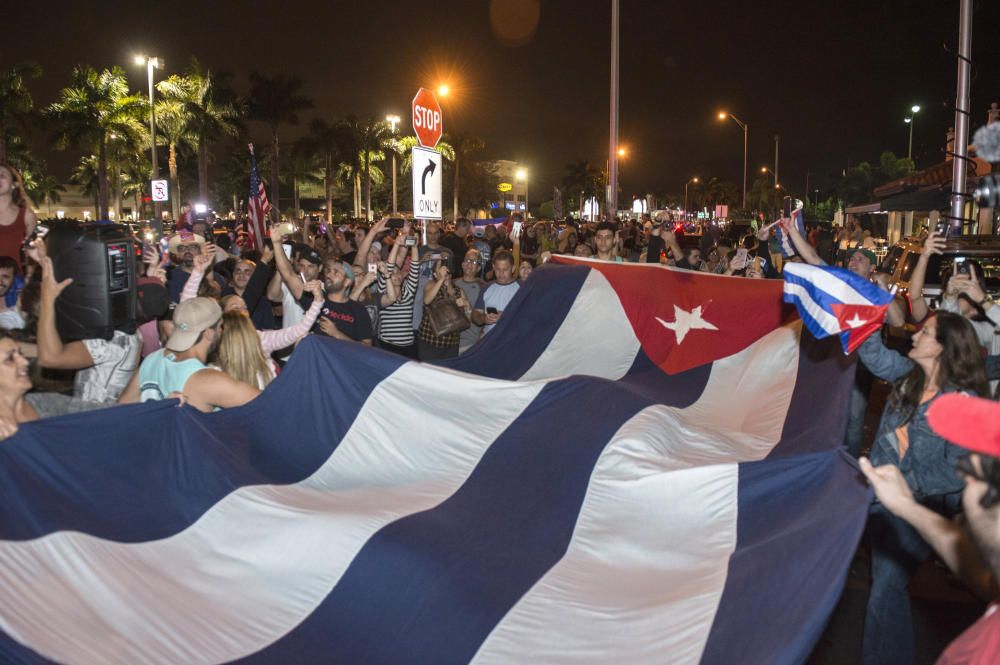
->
[9,0,1000,204]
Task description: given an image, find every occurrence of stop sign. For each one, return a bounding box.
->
[411,88,443,148]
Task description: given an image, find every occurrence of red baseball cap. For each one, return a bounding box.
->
[927,393,1000,458]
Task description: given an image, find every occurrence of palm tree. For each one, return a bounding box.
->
[248,73,313,222]
[70,155,100,219]
[563,160,603,218]
[29,173,65,217]
[154,74,198,219]
[285,139,323,218]
[0,61,41,164]
[305,118,348,224]
[443,133,486,221]
[46,66,146,219]
[356,117,392,221]
[162,60,243,204]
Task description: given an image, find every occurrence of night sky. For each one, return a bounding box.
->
[10,0,1000,203]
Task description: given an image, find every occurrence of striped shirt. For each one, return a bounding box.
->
[376,264,420,346]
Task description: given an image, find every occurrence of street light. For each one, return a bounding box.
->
[904,104,921,161]
[437,83,450,98]
[134,55,164,219]
[515,168,528,219]
[717,111,748,209]
[385,114,401,212]
[684,177,699,220]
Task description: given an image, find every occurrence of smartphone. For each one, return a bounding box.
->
[934,219,950,238]
[486,307,498,315]
[782,197,792,219]
[276,221,296,237]
[734,248,749,270]
[283,243,293,259]
[387,218,405,229]
[954,257,970,275]
[367,263,377,274]
[404,236,416,247]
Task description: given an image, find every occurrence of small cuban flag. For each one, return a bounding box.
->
[783,263,895,354]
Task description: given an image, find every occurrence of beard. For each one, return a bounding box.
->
[182,252,195,269]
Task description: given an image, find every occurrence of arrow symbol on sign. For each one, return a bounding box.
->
[421,159,436,195]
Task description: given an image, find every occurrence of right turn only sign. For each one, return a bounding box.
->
[411,146,442,220]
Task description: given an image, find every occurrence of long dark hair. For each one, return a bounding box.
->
[889,311,990,423]
[0,163,27,208]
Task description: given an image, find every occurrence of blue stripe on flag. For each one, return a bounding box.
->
[234,375,653,665]
[0,338,407,542]
[439,263,591,379]
[700,449,870,665]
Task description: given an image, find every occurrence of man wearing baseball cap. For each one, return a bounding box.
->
[120,297,259,412]
[299,257,372,344]
[861,394,1000,664]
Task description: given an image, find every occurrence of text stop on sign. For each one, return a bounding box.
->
[411,88,443,148]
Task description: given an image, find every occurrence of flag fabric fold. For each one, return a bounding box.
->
[0,261,869,665]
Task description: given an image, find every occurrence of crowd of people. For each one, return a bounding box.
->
[1,155,1000,662]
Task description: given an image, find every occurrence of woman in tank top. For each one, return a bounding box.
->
[0,163,37,271]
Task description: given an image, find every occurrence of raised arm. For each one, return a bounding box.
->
[269,225,305,300]
[243,245,274,316]
[354,218,389,274]
[778,217,823,266]
[259,280,324,354]
[907,231,945,322]
[36,257,95,370]
[179,253,214,302]
[857,329,914,381]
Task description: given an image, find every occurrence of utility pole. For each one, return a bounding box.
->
[949,0,973,234]
[607,0,619,220]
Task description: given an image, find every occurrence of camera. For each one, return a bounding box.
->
[404,236,417,247]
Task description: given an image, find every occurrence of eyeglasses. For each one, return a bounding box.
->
[463,259,481,264]
[176,244,201,253]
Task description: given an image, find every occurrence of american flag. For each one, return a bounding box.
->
[247,143,270,251]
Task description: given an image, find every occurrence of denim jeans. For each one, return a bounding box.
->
[862,504,931,665]
[845,383,868,458]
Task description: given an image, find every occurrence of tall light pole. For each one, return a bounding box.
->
[684,177,699,219]
[134,55,163,219]
[949,0,973,233]
[516,168,528,219]
[717,111,748,210]
[385,114,400,213]
[608,0,620,220]
[904,104,921,161]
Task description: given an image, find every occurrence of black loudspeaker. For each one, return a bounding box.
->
[45,221,137,341]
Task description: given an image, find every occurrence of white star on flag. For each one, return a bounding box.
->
[845,313,867,329]
[655,305,719,344]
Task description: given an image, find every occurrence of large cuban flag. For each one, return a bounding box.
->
[0,257,869,665]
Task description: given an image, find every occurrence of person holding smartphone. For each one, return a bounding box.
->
[471,250,519,336]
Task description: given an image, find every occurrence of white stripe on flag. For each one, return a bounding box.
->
[784,282,843,335]
[520,269,641,381]
[783,263,876,306]
[0,364,546,665]
[471,324,802,664]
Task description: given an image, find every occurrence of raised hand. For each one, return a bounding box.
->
[304,279,324,300]
[922,231,946,257]
[40,257,73,300]
[260,245,275,265]
[192,252,214,273]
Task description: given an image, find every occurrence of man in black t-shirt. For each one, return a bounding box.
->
[299,259,372,345]
[440,218,471,277]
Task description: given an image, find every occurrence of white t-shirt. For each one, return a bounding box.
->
[281,283,306,328]
[76,330,142,403]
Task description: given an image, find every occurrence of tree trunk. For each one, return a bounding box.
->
[97,136,109,220]
[364,152,372,221]
[270,130,280,223]
[169,143,181,221]
[112,164,122,222]
[325,156,332,225]
[198,138,209,203]
[293,177,300,219]
[353,172,361,218]
[453,155,459,222]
